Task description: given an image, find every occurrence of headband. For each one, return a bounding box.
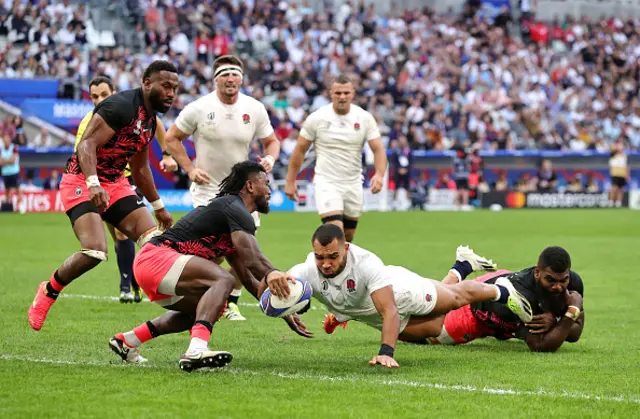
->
[214,64,244,80]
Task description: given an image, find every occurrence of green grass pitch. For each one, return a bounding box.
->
[1,210,638,418]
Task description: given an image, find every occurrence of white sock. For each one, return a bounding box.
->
[187,337,209,354]
[491,285,502,302]
[230,288,242,297]
[123,331,141,348]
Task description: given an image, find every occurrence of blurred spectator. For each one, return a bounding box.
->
[43,169,61,190]
[585,175,601,193]
[0,132,20,211]
[535,159,558,192]
[32,127,53,147]
[436,173,456,190]
[494,171,509,191]
[566,174,584,193]
[608,140,628,207]
[12,117,26,146]
[410,171,429,210]
[453,148,471,206]
[390,135,413,202]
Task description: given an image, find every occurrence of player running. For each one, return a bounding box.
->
[289,224,532,368]
[109,161,309,372]
[77,76,178,303]
[165,54,280,321]
[28,61,179,331]
[423,246,584,352]
[285,74,387,242]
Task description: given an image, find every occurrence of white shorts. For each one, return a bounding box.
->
[314,177,363,218]
[155,254,193,307]
[190,183,261,227]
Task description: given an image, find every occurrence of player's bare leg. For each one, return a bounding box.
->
[223,268,246,321]
[113,207,160,247]
[343,217,359,243]
[320,211,360,243]
[110,257,235,371]
[29,212,108,330]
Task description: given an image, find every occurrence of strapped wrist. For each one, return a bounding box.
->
[150,199,164,211]
[378,343,394,358]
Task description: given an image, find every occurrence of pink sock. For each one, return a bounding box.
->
[49,272,65,292]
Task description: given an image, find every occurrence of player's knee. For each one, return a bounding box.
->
[136,228,161,248]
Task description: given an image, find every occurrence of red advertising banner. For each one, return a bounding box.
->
[0,191,65,213]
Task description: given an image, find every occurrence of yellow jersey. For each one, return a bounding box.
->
[76,110,132,178]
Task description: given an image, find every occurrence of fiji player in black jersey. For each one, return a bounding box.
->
[419,246,585,352]
[110,161,312,372]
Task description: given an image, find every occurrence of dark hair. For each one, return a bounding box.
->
[538,246,571,273]
[332,74,352,85]
[89,76,114,91]
[312,224,345,246]
[213,55,244,72]
[142,60,178,81]
[217,160,266,197]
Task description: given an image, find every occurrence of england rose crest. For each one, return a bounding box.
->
[354,122,360,131]
[346,279,356,293]
[242,114,251,124]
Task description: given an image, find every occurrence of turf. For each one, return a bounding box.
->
[1,210,638,418]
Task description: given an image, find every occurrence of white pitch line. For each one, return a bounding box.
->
[0,354,638,405]
[61,293,319,310]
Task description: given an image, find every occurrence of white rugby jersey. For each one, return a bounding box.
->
[175,92,274,196]
[288,244,428,329]
[300,104,381,183]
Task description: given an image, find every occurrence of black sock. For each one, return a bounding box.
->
[195,320,213,333]
[451,261,473,280]
[495,285,509,304]
[116,239,136,292]
[228,294,239,305]
[45,282,60,299]
[146,321,161,338]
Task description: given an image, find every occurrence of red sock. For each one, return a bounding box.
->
[133,323,154,344]
[49,272,65,292]
[190,324,211,342]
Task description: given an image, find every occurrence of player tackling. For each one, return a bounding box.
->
[77,76,178,303]
[109,161,310,371]
[165,55,280,321]
[423,246,585,352]
[285,74,387,242]
[28,61,179,331]
[289,224,533,368]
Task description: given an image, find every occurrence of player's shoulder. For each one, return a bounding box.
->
[350,104,375,119]
[308,103,333,118]
[349,243,382,265]
[96,88,141,114]
[569,270,584,295]
[184,92,218,110]
[509,267,536,287]
[238,92,267,110]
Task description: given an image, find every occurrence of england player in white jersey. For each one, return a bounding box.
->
[285,75,387,242]
[288,224,533,368]
[165,55,280,321]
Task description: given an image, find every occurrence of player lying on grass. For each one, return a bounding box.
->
[289,224,533,368]
[28,61,179,332]
[416,246,584,352]
[109,161,311,372]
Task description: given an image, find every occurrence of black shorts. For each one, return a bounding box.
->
[394,174,410,190]
[611,176,627,188]
[455,178,469,190]
[127,176,144,200]
[2,174,19,190]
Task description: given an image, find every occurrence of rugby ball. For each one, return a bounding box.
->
[260,278,312,318]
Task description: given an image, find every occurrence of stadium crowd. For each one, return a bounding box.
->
[0,0,637,194]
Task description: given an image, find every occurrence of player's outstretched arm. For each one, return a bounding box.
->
[154,117,178,172]
[228,230,294,299]
[130,146,173,230]
[524,291,583,352]
[369,286,401,368]
[284,135,313,201]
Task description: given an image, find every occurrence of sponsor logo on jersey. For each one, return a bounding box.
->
[242,114,251,124]
[322,281,328,291]
[75,186,82,196]
[346,279,356,293]
[207,112,215,121]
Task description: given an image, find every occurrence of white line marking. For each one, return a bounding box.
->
[61,293,319,310]
[0,354,638,404]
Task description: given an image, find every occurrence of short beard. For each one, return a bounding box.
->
[148,87,166,113]
[255,195,270,214]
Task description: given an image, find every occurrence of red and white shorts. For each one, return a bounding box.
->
[433,270,513,344]
[133,243,193,306]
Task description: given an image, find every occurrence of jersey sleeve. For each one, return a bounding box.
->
[362,253,391,294]
[74,111,93,151]
[174,102,198,135]
[299,113,318,142]
[256,104,275,139]
[364,111,381,141]
[94,96,130,133]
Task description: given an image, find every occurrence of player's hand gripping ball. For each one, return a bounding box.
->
[260,278,312,318]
